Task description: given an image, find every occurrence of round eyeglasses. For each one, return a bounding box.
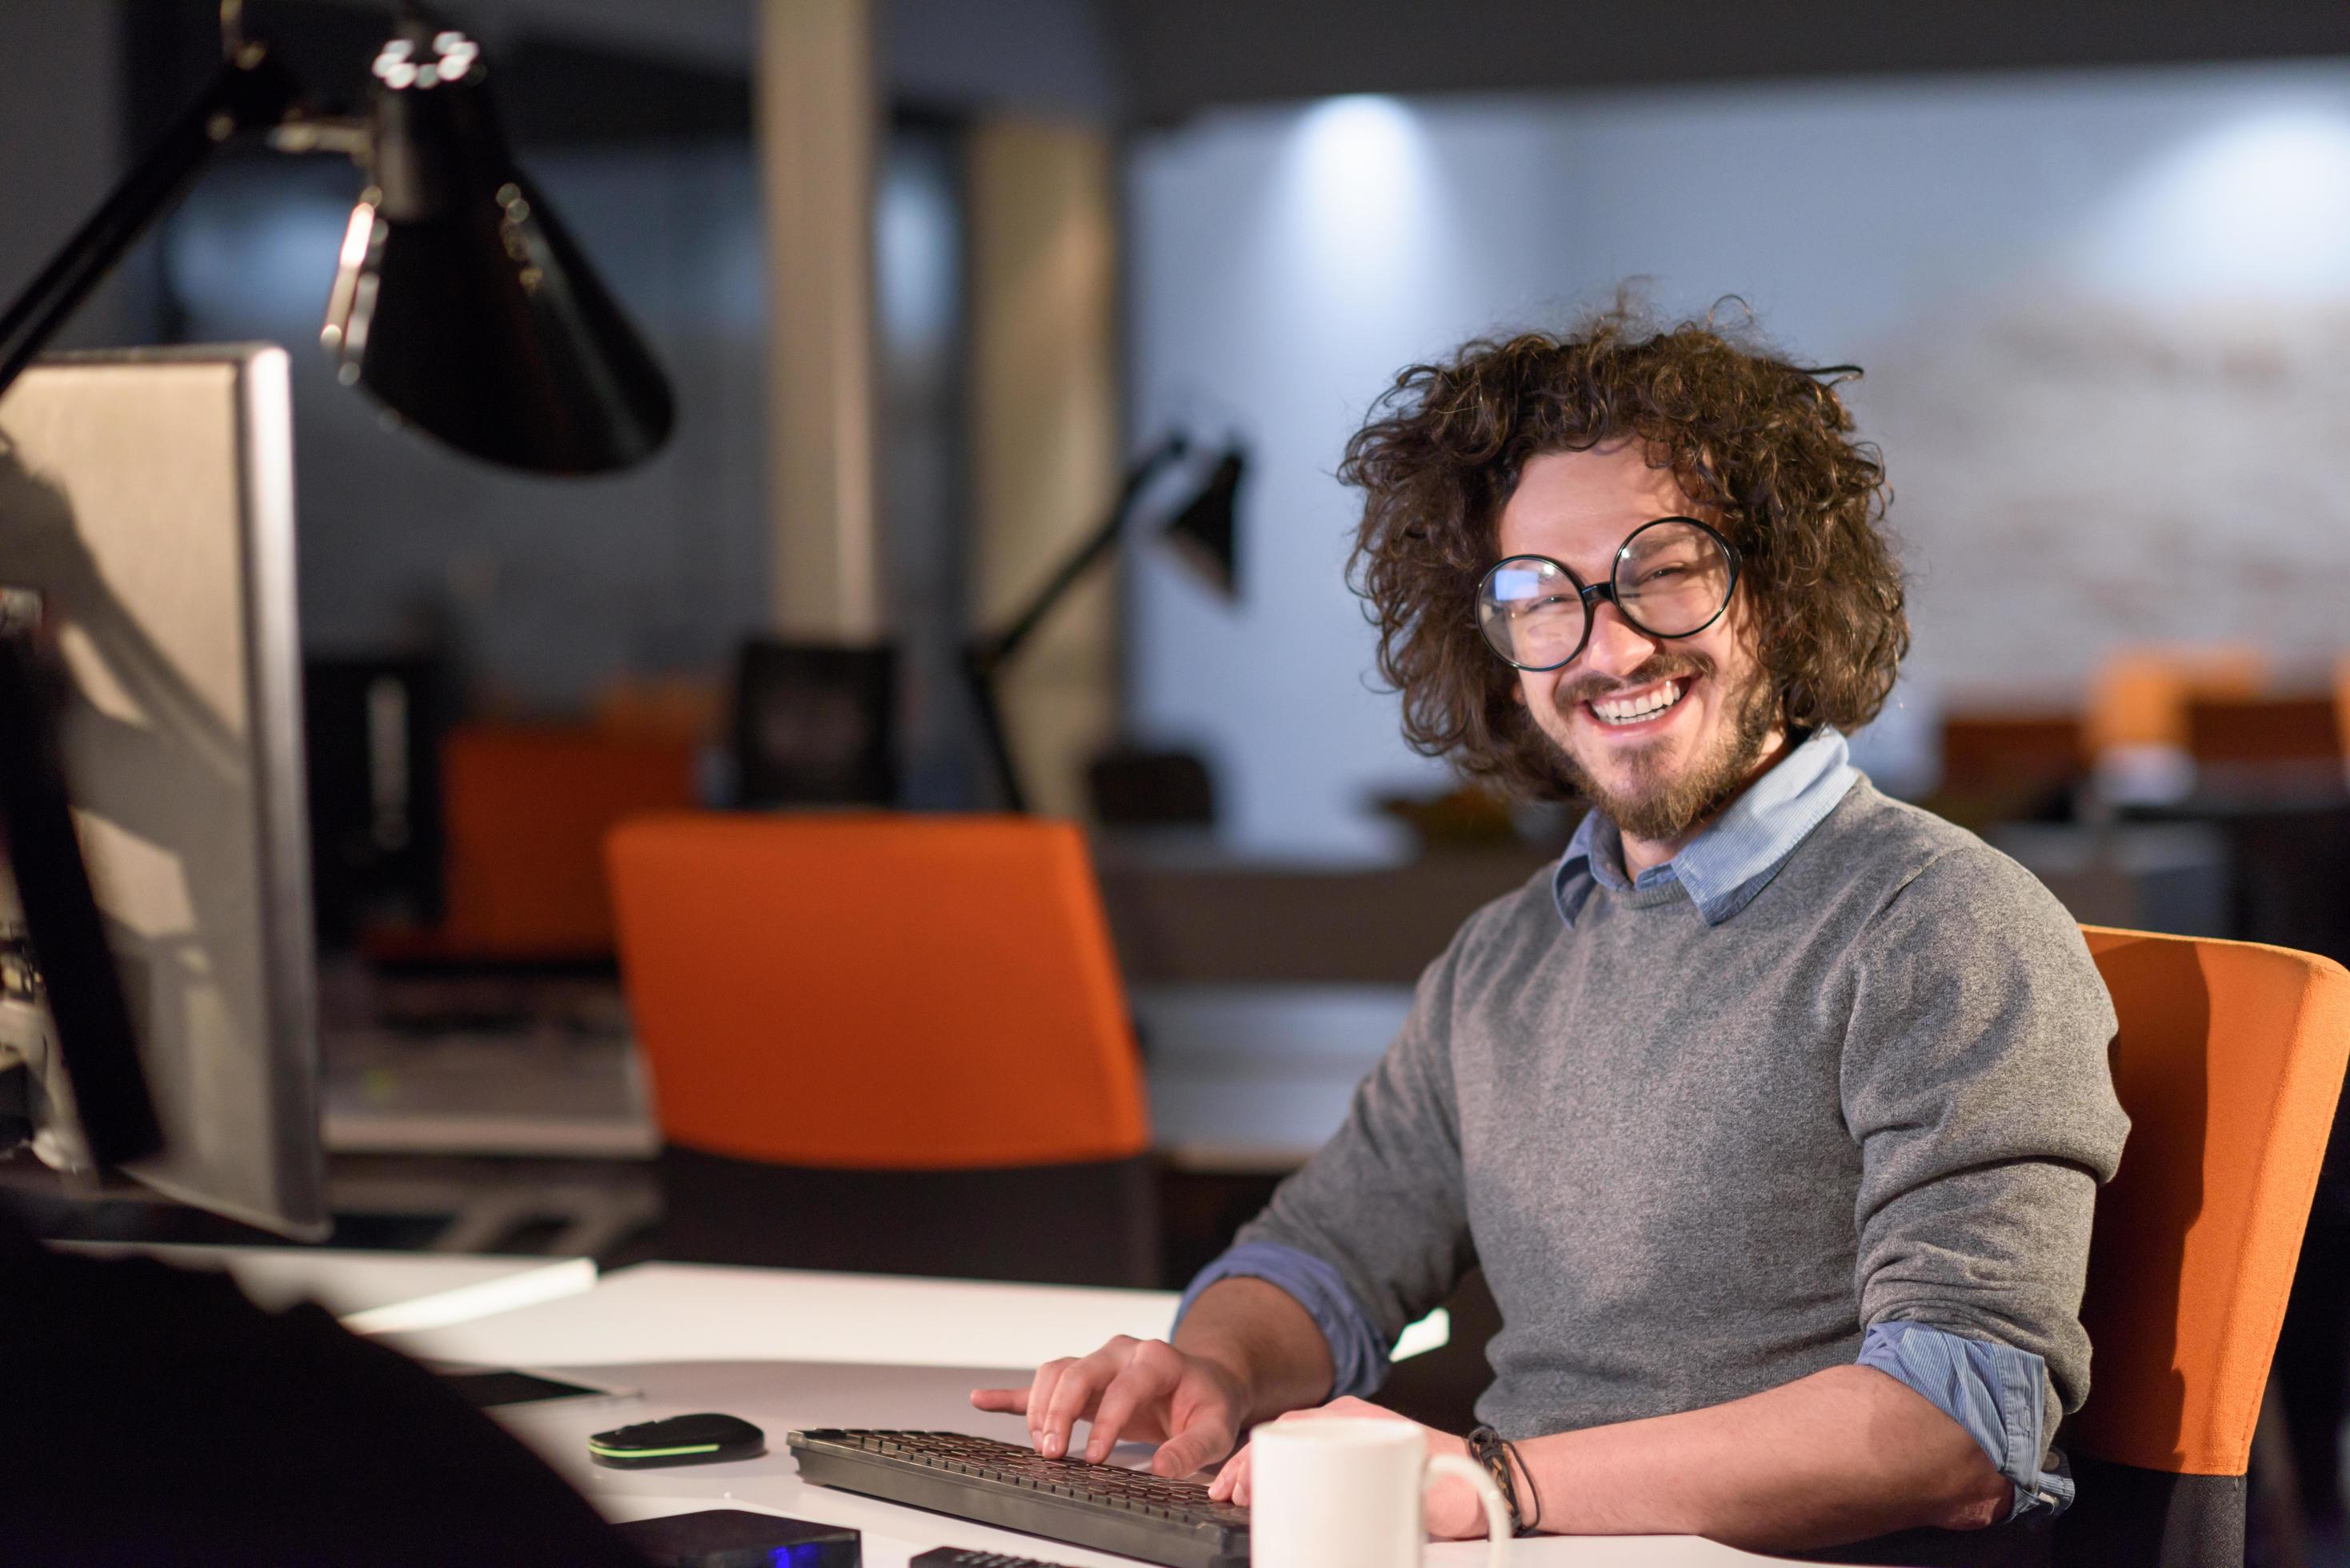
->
[1475,517,1741,671]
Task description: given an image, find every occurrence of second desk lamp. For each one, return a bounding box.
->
[963,438,1244,814]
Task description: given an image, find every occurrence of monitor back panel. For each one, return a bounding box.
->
[0,346,325,1238]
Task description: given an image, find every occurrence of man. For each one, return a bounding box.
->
[972,313,2129,1561]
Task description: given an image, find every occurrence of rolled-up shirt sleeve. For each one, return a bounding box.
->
[1859,1321,2072,1518]
[1840,845,2128,1515]
[1174,1241,1391,1400]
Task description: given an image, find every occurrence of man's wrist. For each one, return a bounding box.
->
[1466,1426,1536,1536]
[1171,1275,1335,1420]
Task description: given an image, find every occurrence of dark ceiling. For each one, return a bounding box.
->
[124,0,2350,144]
[1093,0,2350,124]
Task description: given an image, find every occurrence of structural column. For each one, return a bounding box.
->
[757,0,883,640]
[968,118,1119,819]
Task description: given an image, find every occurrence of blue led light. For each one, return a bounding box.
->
[771,1544,831,1567]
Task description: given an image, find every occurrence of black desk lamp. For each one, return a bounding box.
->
[963,436,1244,813]
[0,6,674,472]
[0,4,676,1165]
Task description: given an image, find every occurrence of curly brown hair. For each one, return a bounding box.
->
[1340,306,1908,801]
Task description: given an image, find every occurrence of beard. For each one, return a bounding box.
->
[1543,651,1782,842]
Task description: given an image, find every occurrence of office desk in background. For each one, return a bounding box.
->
[322,986,1414,1175]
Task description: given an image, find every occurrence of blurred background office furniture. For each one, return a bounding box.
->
[2056,928,2350,1568]
[607,813,1156,1286]
[303,653,450,949]
[1084,745,1218,830]
[1097,848,1547,988]
[727,639,899,807]
[2187,692,2348,798]
[1932,711,2087,831]
[2088,647,2271,806]
[370,722,699,964]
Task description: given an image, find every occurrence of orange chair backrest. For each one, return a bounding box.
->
[438,724,699,956]
[607,813,1149,1170]
[2074,926,2350,1475]
[2086,647,2266,755]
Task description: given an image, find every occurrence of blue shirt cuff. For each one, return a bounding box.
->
[1858,1321,2073,1519]
[1174,1242,1391,1401]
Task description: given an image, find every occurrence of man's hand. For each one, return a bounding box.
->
[970,1336,1251,1476]
[1206,1397,1491,1541]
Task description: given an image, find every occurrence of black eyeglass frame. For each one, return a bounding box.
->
[1476,516,1743,673]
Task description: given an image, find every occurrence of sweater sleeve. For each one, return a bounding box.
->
[1229,907,1483,1362]
[1840,843,2130,1418]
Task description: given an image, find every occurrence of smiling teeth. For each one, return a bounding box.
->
[1592,681,1684,724]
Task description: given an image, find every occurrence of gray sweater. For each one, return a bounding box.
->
[1238,779,2130,1438]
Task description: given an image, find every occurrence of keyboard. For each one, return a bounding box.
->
[787,1429,1248,1568]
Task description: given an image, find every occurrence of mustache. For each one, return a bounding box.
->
[1553,652,1714,711]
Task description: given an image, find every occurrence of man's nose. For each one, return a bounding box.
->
[1579,600,1660,681]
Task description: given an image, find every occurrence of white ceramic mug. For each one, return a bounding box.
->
[1247,1417,1511,1568]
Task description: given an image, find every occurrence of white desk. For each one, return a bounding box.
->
[364,1256,1813,1567]
[487,1357,1796,1568]
[385,1262,1190,1370]
[51,1241,596,1334]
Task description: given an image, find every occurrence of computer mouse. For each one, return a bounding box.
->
[589,1412,767,1468]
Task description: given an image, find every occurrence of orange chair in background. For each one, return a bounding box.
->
[2058,927,2350,1566]
[606,813,1155,1284]
[372,723,700,961]
[2087,646,2268,758]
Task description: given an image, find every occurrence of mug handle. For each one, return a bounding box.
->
[1424,1451,1511,1566]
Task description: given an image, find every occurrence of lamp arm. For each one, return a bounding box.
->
[0,44,301,401]
[969,434,1191,670]
[959,646,1030,814]
[961,433,1191,813]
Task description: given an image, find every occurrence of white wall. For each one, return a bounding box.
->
[1126,62,2350,858]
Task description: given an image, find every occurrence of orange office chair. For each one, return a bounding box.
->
[369,722,701,961]
[2056,928,2350,1566]
[606,812,1156,1286]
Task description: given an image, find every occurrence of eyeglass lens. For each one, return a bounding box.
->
[1478,519,1732,670]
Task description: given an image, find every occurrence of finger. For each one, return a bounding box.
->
[1024,1360,1071,1450]
[1042,1342,1130,1458]
[1085,1352,1177,1462]
[969,1386,1028,1414]
[1210,1439,1253,1503]
[1151,1411,1236,1478]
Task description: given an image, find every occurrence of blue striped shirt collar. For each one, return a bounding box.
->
[1551,726,1860,929]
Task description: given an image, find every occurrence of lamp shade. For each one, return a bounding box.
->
[321,22,674,474]
[1162,446,1243,597]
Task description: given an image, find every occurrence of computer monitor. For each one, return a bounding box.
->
[0,345,327,1239]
